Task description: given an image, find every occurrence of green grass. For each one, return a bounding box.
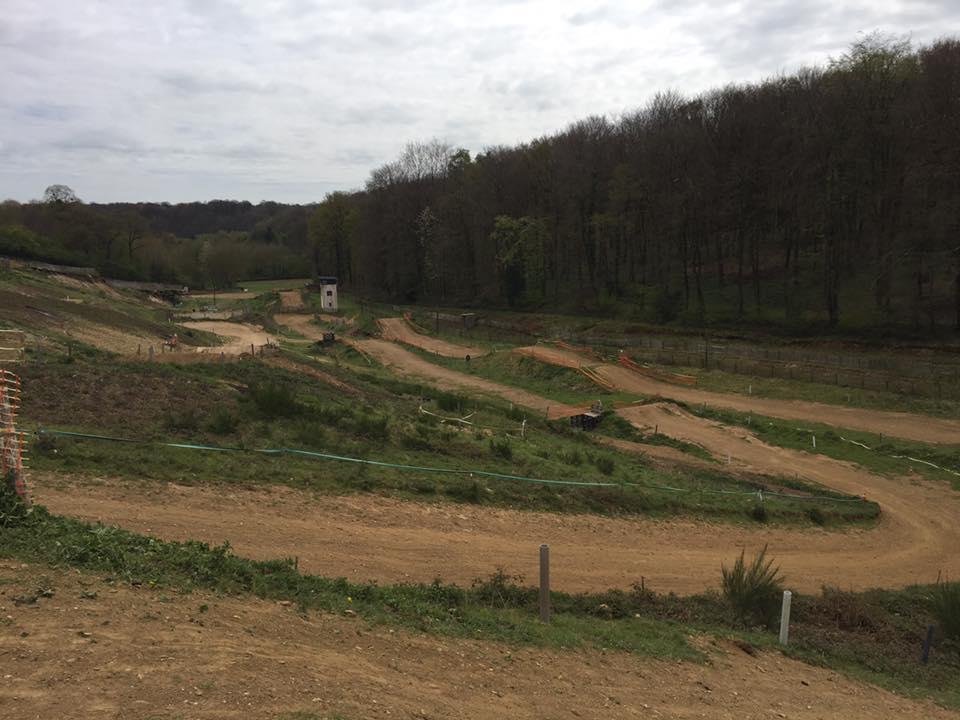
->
[19,355,877,526]
[241,278,310,293]
[671,365,960,419]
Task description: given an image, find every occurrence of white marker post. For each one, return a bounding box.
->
[779,590,792,646]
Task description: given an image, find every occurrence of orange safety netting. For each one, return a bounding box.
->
[0,369,30,507]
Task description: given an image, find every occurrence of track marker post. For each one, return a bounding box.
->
[778,590,792,646]
[539,544,551,623]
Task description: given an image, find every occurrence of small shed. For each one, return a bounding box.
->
[316,276,338,311]
[569,401,605,431]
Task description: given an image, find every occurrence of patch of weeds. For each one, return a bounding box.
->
[161,408,201,434]
[205,407,240,435]
[249,382,300,419]
[488,438,513,460]
[721,545,784,627]
[748,502,768,523]
[931,581,960,641]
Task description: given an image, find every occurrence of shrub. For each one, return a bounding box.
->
[931,581,960,641]
[206,407,240,435]
[249,382,299,419]
[592,455,615,476]
[748,502,768,523]
[562,450,583,466]
[721,545,785,626]
[353,412,390,441]
[488,438,513,460]
[436,392,466,413]
[805,506,827,526]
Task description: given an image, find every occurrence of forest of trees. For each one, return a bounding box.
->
[0,190,311,288]
[2,35,958,336]
[310,35,960,335]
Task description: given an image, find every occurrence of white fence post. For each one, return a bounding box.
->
[779,590,792,646]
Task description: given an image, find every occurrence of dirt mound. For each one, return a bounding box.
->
[379,316,486,358]
[517,344,960,444]
[274,313,325,340]
[353,338,583,419]
[4,562,952,720]
[279,289,304,310]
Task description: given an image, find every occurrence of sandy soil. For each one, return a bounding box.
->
[516,345,960,445]
[379,317,487,358]
[3,563,953,720]
[353,338,584,420]
[274,313,326,340]
[279,290,305,310]
[35,457,959,595]
[181,321,277,354]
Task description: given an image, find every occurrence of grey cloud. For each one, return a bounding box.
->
[2,0,958,202]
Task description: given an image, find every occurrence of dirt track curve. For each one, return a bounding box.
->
[516,344,960,445]
[378,316,487,358]
[5,563,953,720]
[181,321,276,354]
[159,312,958,595]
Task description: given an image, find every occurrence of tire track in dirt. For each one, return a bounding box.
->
[516,344,960,445]
[6,563,955,720]
[378,316,487,358]
[36,460,959,595]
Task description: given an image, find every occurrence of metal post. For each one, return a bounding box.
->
[921,625,934,664]
[778,590,792,645]
[539,544,551,623]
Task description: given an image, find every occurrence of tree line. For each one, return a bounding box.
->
[0,188,311,289]
[310,35,960,336]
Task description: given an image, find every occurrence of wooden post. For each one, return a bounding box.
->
[778,590,792,646]
[148,345,154,360]
[539,544,551,623]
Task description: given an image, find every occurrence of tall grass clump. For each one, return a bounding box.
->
[931,581,960,641]
[721,545,784,626]
[249,382,300,419]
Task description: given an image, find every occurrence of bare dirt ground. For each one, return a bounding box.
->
[35,461,959,595]
[279,289,305,310]
[181,321,277,354]
[187,291,252,301]
[274,312,328,341]
[3,564,953,720]
[353,338,584,419]
[379,317,487,358]
[516,345,960,445]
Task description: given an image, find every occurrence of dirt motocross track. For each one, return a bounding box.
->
[3,563,954,720]
[378,316,487,358]
[515,344,960,445]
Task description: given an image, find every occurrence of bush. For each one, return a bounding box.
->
[721,545,784,626]
[353,412,390,441]
[592,455,615,476]
[249,382,299,419]
[805,506,827,526]
[436,392,466,413]
[206,407,240,435]
[931,581,960,640]
[749,502,768,523]
[562,450,583,466]
[489,438,513,460]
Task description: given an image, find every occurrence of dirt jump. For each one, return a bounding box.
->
[516,344,960,445]
[279,289,305,310]
[181,321,277,354]
[3,564,952,720]
[378,316,486,358]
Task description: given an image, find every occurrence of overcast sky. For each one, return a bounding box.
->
[1,1,955,204]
